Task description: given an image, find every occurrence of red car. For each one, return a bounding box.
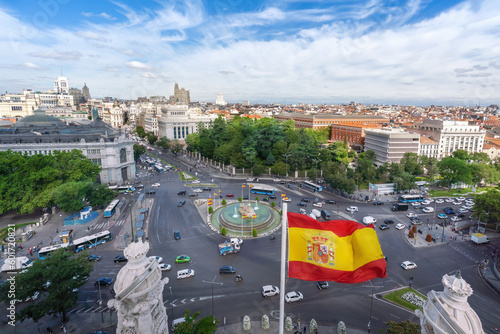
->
[225,193,234,197]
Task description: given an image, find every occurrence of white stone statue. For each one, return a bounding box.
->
[309,319,318,334]
[285,317,293,332]
[243,315,251,331]
[261,314,270,330]
[416,270,484,334]
[108,241,169,334]
[238,203,255,217]
[337,321,347,334]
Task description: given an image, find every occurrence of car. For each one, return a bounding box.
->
[379,224,390,230]
[316,281,329,290]
[262,197,270,202]
[445,198,454,203]
[177,269,195,279]
[225,193,234,197]
[422,207,434,213]
[451,216,462,222]
[158,263,172,271]
[395,223,405,230]
[422,200,431,205]
[145,190,156,195]
[87,254,101,261]
[279,180,286,184]
[312,202,322,208]
[438,213,448,219]
[410,218,422,225]
[406,212,417,218]
[297,202,307,207]
[152,183,160,187]
[114,255,128,263]
[435,199,444,204]
[401,261,417,270]
[243,195,249,200]
[285,291,304,303]
[456,213,465,218]
[346,206,358,212]
[193,188,202,193]
[283,197,291,202]
[269,195,277,199]
[175,255,190,263]
[326,200,336,204]
[219,265,236,274]
[411,202,420,207]
[445,209,455,215]
[177,190,186,195]
[301,198,310,202]
[177,200,186,207]
[458,208,468,213]
[299,208,307,215]
[246,178,254,182]
[457,197,465,201]
[191,180,200,184]
[149,256,163,263]
[443,207,453,212]
[384,219,395,224]
[174,230,181,240]
[202,187,211,191]
[273,178,281,182]
[373,201,384,205]
[261,285,280,297]
[95,277,114,287]
[453,201,462,206]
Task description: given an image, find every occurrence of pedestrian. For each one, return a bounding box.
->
[304,326,307,333]
[56,229,58,233]
[29,249,32,256]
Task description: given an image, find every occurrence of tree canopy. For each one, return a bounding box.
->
[0,249,93,322]
[0,150,102,214]
[173,309,218,334]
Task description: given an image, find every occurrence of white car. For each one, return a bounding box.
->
[193,188,202,193]
[411,202,420,207]
[191,180,200,184]
[445,198,454,203]
[273,178,281,182]
[285,291,304,303]
[261,285,280,297]
[149,256,163,263]
[346,206,358,212]
[453,202,462,206]
[395,223,406,230]
[283,198,291,203]
[422,200,431,205]
[457,197,465,201]
[451,216,462,222]
[435,199,444,204]
[152,183,160,187]
[158,263,172,271]
[312,202,322,208]
[422,207,434,213]
[458,208,468,213]
[406,212,417,218]
[246,178,254,182]
[401,261,417,270]
[177,269,195,280]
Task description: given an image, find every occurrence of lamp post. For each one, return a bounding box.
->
[202,276,223,329]
[312,158,321,184]
[441,219,446,242]
[169,287,174,326]
[283,153,291,178]
[368,286,374,333]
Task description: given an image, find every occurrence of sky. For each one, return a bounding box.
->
[0,0,499,106]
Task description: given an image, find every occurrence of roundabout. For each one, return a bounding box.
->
[210,201,281,238]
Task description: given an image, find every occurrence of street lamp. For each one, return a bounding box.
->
[169,287,174,326]
[312,158,321,184]
[202,276,223,328]
[283,153,291,178]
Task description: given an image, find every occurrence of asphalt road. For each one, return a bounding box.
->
[32,151,500,333]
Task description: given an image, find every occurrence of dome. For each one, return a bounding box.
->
[16,109,66,128]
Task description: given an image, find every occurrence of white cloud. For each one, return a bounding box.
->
[126,61,151,70]
[81,12,116,20]
[20,62,45,70]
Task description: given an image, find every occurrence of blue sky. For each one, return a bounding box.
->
[0,0,499,106]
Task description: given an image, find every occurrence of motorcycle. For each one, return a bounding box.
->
[270,235,276,240]
[235,275,243,282]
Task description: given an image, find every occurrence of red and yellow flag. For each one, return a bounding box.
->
[252,214,257,219]
[214,192,218,197]
[287,212,386,283]
[249,184,253,188]
[208,198,213,206]
[281,193,286,197]
[219,189,222,193]
[242,185,246,188]
[242,215,248,219]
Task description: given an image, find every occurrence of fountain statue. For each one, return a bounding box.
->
[238,203,255,217]
[232,206,239,218]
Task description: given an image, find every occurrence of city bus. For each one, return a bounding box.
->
[73,230,113,252]
[250,186,275,195]
[301,180,323,192]
[104,199,120,218]
[399,194,425,203]
[38,244,69,260]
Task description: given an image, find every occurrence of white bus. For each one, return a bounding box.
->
[38,244,69,260]
[73,230,113,253]
[301,180,323,192]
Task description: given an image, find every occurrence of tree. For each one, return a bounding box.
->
[157,137,171,150]
[438,157,472,188]
[134,126,146,138]
[473,190,500,229]
[425,157,440,183]
[133,144,146,161]
[400,152,423,176]
[171,141,184,154]
[0,249,93,322]
[54,181,91,212]
[147,132,157,145]
[452,149,470,160]
[173,309,218,334]
[386,320,420,333]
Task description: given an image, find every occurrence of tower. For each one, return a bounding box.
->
[54,76,69,94]
[82,83,91,102]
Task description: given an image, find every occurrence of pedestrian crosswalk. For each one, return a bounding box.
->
[67,297,198,314]
[89,219,126,231]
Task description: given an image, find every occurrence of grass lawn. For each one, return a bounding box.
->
[382,287,427,312]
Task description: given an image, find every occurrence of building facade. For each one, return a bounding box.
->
[274,113,388,130]
[364,128,420,166]
[0,109,135,185]
[168,83,190,105]
[157,105,218,141]
[410,119,485,159]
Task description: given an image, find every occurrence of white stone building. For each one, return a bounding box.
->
[411,119,485,159]
[216,92,227,106]
[157,105,218,141]
[364,128,420,166]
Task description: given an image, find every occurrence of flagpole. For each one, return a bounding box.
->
[279,203,288,334]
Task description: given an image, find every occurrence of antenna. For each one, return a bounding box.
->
[60,67,63,76]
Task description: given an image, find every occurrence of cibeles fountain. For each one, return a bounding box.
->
[416,270,484,333]
[108,240,169,334]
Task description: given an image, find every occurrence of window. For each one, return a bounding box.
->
[120,148,127,163]
[91,158,102,165]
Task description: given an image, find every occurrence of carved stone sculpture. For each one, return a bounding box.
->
[243,315,251,331]
[337,321,347,334]
[238,203,255,217]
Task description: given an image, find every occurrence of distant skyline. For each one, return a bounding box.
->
[0,0,499,106]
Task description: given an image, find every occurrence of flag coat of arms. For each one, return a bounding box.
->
[287,212,386,283]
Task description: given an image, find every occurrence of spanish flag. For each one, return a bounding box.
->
[214,192,218,197]
[252,214,257,219]
[242,215,248,219]
[287,212,386,283]
[281,193,286,197]
[242,185,246,188]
